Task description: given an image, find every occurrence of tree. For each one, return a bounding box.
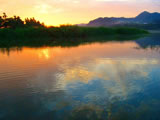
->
[0,16,4,28]
[2,12,7,19]
[0,13,45,28]
[2,15,24,28]
[25,18,44,27]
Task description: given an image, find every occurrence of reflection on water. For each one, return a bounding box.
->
[0,34,160,120]
[135,33,160,53]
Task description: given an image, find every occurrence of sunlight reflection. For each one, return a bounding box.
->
[37,47,63,60]
[38,48,50,59]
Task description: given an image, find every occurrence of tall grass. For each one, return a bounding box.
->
[0,25,149,47]
[0,26,149,38]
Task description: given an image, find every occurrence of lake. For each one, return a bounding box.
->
[0,34,160,120]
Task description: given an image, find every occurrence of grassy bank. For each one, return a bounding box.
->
[0,26,149,47]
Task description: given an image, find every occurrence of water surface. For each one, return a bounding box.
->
[0,34,160,120]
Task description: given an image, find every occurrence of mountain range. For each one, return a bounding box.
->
[78,11,160,28]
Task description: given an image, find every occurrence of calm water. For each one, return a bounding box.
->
[0,34,160,120]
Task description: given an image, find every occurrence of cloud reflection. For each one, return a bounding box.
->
[56,58,159,100]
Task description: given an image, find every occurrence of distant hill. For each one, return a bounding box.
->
[79,11,160,29]
[135,11,160,23]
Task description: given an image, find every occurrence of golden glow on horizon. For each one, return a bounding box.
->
[0,0,160,25]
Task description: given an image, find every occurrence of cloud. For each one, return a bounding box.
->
[0,0,159,25]
[96,0,129,1]
[95,0,136,1]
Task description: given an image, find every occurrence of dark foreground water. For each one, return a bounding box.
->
[0,34,160,120]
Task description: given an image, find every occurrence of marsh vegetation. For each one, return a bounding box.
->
[0,13,149,48]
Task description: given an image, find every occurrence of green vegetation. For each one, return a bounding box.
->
[0,26,149,38]
[0,13,149,48]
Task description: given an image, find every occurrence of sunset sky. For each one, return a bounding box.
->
[0,0,160,26]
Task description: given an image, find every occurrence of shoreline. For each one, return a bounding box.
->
[0,26,149,48]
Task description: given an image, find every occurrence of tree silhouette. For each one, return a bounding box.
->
[25,18,44,27]
[2,12,7,19]
[0,13,45,28]
[1,14,24,28]
[0,16,4,28]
